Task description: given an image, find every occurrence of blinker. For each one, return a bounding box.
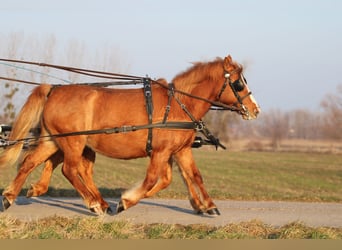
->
[231,79,245,92]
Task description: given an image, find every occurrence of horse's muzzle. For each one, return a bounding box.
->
[241,107,260,120]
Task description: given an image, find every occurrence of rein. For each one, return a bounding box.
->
[151,79,242,112]
[0,58,142,80]
[0,58,242,112]
[0,58,249,151]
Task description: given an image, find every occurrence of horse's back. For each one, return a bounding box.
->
[43,85,147,130]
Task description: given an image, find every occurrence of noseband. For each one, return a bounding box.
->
[217,71,252,117]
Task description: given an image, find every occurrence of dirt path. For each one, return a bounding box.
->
[1,196,342,228]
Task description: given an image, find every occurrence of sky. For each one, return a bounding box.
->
[1,0,341,111]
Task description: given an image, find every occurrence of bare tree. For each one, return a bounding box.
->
[64,39,86,83]
[203,110,241,142]
[0,32,127,122]
[320,84,342,140]
[260,109,290,150]
[40,34,57,83]
[288,109,323,139]
[0,33,23,123]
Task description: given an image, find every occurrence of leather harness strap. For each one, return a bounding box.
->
[1,80,226,151]
[140,79,226,154]
[1,79,226,152]
[1,122,199,148]
[143,78,154,156]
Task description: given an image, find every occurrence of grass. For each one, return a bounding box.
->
[0,215,341,239]
[191,150,342,202]
[1,149,341,202]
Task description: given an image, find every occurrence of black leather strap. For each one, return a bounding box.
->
[143,78,154,156]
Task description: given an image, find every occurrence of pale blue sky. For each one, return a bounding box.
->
[1,0,341,111]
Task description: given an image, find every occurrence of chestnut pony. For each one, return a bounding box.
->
[0,55,260,215]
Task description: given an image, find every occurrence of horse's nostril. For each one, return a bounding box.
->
[254,108,260,116]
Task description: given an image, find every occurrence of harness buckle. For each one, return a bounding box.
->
[0,138,10,147]
[144,90,151,97]
[122,125,130,133]
[195,121,204,131]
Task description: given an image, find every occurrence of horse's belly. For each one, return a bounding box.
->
[87,133,148,159]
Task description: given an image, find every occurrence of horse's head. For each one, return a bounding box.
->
[217,55,260,120]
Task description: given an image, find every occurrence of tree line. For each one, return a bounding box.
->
[204,83,342,148]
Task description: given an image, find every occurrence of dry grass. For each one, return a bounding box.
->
[232,138,342,154]
[0,215,341,239]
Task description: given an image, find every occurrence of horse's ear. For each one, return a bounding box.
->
[224,55,233,67]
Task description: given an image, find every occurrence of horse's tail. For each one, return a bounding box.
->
[0,84,53,168]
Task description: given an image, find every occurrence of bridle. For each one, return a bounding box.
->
[217,69,252,118]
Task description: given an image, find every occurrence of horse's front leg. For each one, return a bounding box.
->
[117,151,170,213]
[144,157,173,198]
[174,147,220,216]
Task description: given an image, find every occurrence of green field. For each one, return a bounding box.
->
[1,149,341,202]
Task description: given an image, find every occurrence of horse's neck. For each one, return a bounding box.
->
[174,78,219,121]
[171,61,224,121]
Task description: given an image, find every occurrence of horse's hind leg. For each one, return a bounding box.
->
[75,147,110,213]
[2,141,58,210]
[26,146,110,214]
[26,150,63,198]
[174,147,220,216]
[58,140,105,215]
[61,161,105,215]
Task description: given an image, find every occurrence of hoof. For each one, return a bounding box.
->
[207,208,221,216]
[116,200,125,214]
[89,204,105,215]
[90,208,104,215]
[195,210,204,215]
[26,188,34,198]
[26,184,46,198]
[105,206,114,215]
[1,197,12,211]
